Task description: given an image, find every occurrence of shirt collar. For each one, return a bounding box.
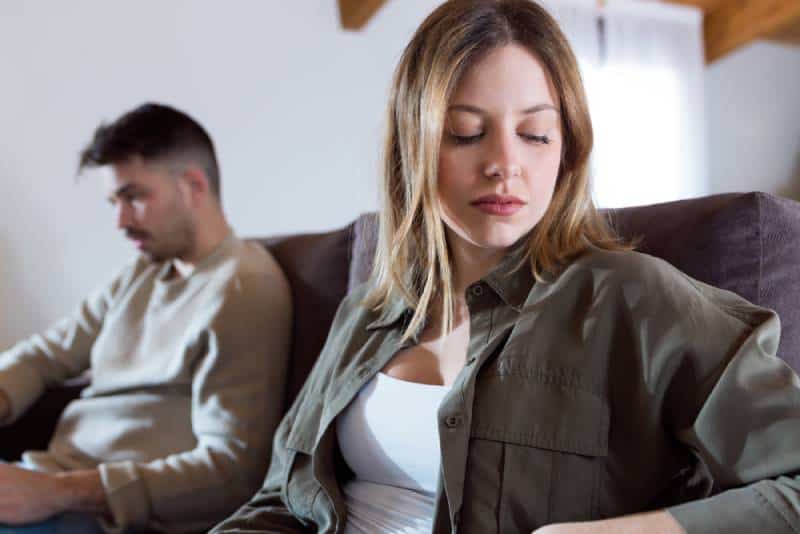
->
[365,243,536,330]
[156,231,237,283]
[483,243,535,312]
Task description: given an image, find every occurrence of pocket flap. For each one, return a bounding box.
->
[470,374,609,457]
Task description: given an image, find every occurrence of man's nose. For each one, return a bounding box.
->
[116,203,132,229]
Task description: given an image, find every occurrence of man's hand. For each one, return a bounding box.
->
[0,463,70,524]
[532,510,685,534]
[0,464,108,525]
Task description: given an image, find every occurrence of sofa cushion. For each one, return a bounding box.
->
[347,192,800,372]
[259,224,354,409]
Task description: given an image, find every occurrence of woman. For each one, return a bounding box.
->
[214,1,800,532]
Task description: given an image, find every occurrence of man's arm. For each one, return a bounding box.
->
[0,261,134,424]
[209,372,318,534]
[0,253,292,530]
[210,285,371,533]
[94,254,293,531]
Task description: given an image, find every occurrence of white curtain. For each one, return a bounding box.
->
[540,0,707,208]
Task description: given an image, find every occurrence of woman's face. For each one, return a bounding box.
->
[438,43,562,256]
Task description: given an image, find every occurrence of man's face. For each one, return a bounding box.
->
[105,157,196,262]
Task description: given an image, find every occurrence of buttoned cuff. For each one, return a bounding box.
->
[98,460,151,532]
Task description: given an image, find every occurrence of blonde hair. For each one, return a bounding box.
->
[366,0,629,340]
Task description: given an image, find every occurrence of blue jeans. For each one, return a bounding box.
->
[0,512,102,533]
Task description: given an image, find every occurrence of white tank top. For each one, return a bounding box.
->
[336,372,449,534]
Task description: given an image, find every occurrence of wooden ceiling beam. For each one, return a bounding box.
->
[704,0,800,62]
[767,17,800,46]
[338,0,388,31]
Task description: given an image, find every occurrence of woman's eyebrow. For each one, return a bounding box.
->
[522,103,558,114]
[447,103,558,115]
[448,104,485,115]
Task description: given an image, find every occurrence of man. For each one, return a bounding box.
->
[0,103,292,533]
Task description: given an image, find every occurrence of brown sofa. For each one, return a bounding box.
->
[269,190,800,412]
[2,191,799,469]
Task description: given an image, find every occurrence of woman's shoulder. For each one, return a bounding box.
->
[549,247,679,307]
[562,246,770,328]
[572,246,679,281]
[565,246,703,295]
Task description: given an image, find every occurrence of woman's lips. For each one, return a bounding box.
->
[471,195,526,216]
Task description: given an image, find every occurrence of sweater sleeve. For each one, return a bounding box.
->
[97,256,293,532]
[0,262,134,424]
[208,287,367,533]
[206,392,315,533]
[655,275,800,533]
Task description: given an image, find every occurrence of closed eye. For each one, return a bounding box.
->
[520,133,551,144]
[447,132,483,145]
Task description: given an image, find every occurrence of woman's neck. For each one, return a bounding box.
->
[448,233,508,297]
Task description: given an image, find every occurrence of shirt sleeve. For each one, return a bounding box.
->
[207,396,315,533]
[657,275,800,533]
[208,287,366,533]
[0,261,135,424]
[96,259,293,532]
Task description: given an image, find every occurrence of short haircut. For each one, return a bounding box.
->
[78,102,221,198]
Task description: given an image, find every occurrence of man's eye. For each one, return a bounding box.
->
[520,133,551,144]
[448,132,483,145]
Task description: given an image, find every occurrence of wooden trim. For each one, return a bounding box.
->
[704,0,800,62]
[767,19,800,45]
[338,0,388,31]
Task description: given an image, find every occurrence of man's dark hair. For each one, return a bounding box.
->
[79,102,221,198]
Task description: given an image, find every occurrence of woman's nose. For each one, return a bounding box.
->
[483,131,522,180]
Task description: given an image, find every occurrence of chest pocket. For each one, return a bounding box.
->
[467,372,609,532]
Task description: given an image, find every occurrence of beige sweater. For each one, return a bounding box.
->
[0,234,292,532]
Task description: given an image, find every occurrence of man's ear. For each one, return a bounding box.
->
[180,165,209,202]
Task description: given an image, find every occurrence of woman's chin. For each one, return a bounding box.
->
[464,231,529,252]
[444,219,533,254]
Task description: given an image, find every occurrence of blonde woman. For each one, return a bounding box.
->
[214,1,800,532]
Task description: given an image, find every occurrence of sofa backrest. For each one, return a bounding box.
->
[261,192,800,410]
[258,226,355,410]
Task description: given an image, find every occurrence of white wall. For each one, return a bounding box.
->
[2,1,800,348]
[705,41,800,200]
[0,0,442,347]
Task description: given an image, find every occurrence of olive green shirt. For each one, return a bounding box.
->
[213,247,800,533]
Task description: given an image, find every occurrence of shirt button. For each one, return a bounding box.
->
[469,284,484,298]
[357,367,371,379]
[466,355,477,365]
[444,415,463,428]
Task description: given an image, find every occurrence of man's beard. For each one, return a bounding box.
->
[126,217,195,263]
